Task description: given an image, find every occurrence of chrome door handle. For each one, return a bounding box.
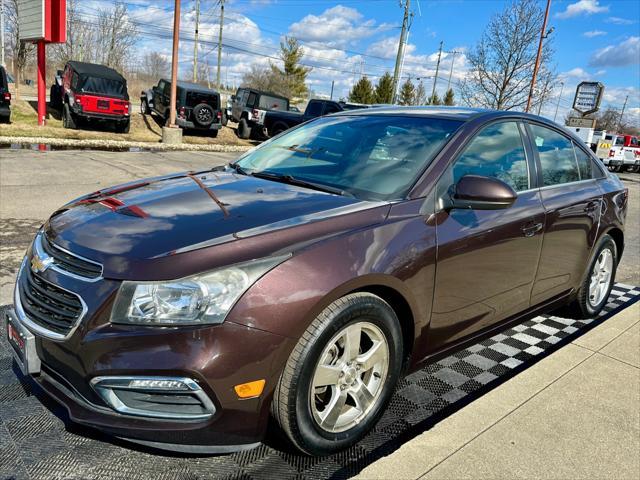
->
[521,222,543,237]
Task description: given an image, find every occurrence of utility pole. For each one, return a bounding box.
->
[430,40,443,102]
[553,81,564,122]
[617,95,628,132]
[1,0,5,66]
[330,80,334,100]
[168,0,181,129]
[192,0,200,82]
[216,0,225,89]
[526,0,551,113]
[446,50,458,92]
[392,0,411,104]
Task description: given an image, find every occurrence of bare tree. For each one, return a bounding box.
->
[4,0,36,97]
[140,52,170,81]
[95,2,138,72]
[460,0,555,110]
[241,64,291,98]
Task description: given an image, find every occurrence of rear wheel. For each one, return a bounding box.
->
[272,293,403,455]
[237,118,251,139]
[566,234,617,319]
[625,165,639,173]
[62,103,76,129]
[221,111,228,127]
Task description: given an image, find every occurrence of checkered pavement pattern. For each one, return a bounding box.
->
[1,284,638,480]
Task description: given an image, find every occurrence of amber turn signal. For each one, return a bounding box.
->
[234,379,266,399]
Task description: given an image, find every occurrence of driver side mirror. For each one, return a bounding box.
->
[449,175,517,210]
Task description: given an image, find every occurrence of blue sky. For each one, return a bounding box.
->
[84,0,639,122]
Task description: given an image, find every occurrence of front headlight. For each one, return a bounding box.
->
[110,255,288,326]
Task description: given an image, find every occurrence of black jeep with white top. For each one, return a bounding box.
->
[141,80,222,137]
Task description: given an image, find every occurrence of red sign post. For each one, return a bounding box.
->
[17,0,66,126]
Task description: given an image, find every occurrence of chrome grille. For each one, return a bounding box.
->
[40,234,102,280]
[17,266,84,336]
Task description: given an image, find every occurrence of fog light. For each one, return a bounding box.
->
[234,379,265,399]
[128,379,190,390]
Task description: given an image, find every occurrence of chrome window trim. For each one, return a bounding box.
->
[14,257,88,341]
[537,178,599,192]
[90,375,216,420]
[35,233,103,283]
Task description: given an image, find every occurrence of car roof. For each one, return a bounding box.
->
[172,80,219,94]
[68,61,125,82]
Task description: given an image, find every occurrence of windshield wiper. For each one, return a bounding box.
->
[251,171,354,198]
[227,162,249,175]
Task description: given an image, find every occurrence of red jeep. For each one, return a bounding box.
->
[60,61,131,133]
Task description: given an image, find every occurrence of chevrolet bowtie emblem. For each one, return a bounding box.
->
[30,254,52,274]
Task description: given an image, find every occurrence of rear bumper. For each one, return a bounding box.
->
[176,117,221,131]
[71,106,129,122]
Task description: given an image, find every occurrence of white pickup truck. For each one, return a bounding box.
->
[595,133,640,173]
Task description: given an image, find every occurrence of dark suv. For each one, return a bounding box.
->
[5,107,627,456]
[231,87,289,139]
[59,61,131,133]
[0,65,11,123]
[141,80,222,137]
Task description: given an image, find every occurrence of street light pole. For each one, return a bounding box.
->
[526,0,551,113]
[553,81,564,122]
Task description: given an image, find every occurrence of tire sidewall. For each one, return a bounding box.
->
[581,235,617,316]
[193,103,214,127]
[291,296,402,454]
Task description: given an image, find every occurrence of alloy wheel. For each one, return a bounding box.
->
[310,321,389,433]
[588,247,613,307]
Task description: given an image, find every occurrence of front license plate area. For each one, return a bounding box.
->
[5,311,41,375]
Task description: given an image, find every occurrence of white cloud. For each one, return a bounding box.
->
[288,5,391,49]
[583,30,607,37]
[589,36,640,67]
[606,16,635,25]
[555,0,608,19]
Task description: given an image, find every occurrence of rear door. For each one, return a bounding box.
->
[526,122,603,305]
[430,120,545,347]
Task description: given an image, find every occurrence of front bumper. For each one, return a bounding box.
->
[7,263,294,453]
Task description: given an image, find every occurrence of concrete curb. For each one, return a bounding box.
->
[0,136,254,153]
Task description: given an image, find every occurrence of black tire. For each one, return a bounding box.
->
[608,165,622,172]
[0,114,9,124]
[272,292,403,456]
[62,103,76,129]
[237,118,251,139]
[192,103,215,127]
[49,85,62,110]
[566,234,617,319]
[115,119,130,134]
[140,98,150,115]
[221,110,228,127]
[625,165,639,173]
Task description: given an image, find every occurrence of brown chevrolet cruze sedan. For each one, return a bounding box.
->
[6,107,628,455]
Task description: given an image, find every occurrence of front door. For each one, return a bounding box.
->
[527,123,603,304]
[429,121,545,350]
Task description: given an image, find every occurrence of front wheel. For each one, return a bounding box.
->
[608,165,622,172]
[140,99,150,115]
[272,293,403,455]
[237,118,251,139]
[62,103,76,129]
[567,234,617,318]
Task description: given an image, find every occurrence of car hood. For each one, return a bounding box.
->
[45,171,388,280]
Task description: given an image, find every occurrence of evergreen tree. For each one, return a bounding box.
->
[428,93,442,105]
[374,72,394,104]
[271,37,311,101]
[444,88,455,106]
[349,77,375,104]
[399,79,415,106]
[414,81,427,105]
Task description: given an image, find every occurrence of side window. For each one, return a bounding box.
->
[449,121,529,192]
[247,92,257,107]
[163,82,171,96]
[305,101,323,117]
[614,136,624,146]
[530,124,579,186]
[573,142,592,180]
[71,73,79,89]
[630,137,639,147]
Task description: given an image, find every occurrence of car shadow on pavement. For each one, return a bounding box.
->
[1,286,639,480]
[26,100,62,121]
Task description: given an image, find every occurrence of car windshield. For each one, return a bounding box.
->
[234,115,462,200]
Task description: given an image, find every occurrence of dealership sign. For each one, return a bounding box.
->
[566,117,597,128]
[572,81,604,116]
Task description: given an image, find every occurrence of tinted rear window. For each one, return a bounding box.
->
[80,76,127,97]
[186,91,219,108]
